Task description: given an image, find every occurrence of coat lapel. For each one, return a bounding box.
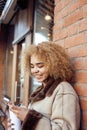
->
[29,77,62,103]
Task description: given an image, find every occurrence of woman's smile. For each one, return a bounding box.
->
[30,55,49,83]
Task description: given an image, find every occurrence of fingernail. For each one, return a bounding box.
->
[11,123,15,125]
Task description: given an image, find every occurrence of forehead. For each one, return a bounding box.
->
[30,54,46,63]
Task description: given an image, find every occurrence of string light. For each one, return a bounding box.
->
[44,14,51,21]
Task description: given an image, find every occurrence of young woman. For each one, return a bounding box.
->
[8,42,80,130]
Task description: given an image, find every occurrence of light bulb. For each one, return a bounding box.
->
[44,14,51,21]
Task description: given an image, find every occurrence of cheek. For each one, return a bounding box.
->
[42,68,49,76]
[30,68,34,74]
[30,68,33,73]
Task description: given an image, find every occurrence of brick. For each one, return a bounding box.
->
[85,32,87,43]
[79,19,87,32]
[68,1,79,13]
[74,83,87,96]
[53,31,60,41]
[53,21,63,32]
[73,57,87,70]
[61,6,68,18]
[84,58,87,69]
[63,0,70,7]
[54,6,68,20]
[64,9,83,27]
[83,113,87,126]
[80,99,87,111]
[54,13,61,23]
[68,24,79,36]
[54,0,87,129]
[55,39,65,47]
[79,0,87,7]
[80,128,87,130]
[54,1,64,13]
[65,33,84,48]
[68,44,87,58]
[54,0,60,5]
[59,28,68,39]
[54,0,70,13]
[83,4,87,17]
[75,71,87,83]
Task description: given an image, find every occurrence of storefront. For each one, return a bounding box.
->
[0,0,54,106]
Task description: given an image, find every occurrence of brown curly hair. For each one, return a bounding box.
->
[21,42,73,82]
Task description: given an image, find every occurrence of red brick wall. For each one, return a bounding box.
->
[53,0,87,130]
[0,24,6,99]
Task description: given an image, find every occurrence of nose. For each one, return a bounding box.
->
[32,66,39,74]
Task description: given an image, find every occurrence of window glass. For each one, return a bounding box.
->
[31,0,54,92]
[34,0,54,44]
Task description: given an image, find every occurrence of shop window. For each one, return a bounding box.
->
[31,0,54,92]
[34,0,54,44]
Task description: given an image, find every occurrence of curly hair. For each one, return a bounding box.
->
[21,42,73,82]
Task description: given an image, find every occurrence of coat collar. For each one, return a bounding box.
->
[29,77,62,103]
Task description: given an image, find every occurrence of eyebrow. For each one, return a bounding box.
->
[30,62,44,65]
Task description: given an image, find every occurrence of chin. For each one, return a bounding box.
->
[37,78,45,83]
[37,79,43,82]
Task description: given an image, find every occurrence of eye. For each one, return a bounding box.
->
[30,64,34,68]
[38,64,44,68]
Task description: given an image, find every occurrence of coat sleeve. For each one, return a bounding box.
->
[22,109,52,130]
[50,89,80,130]
[21,109,42,130]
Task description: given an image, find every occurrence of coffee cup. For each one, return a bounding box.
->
[9,110,21,130]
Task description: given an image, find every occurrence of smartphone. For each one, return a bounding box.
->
[3,95,10,103]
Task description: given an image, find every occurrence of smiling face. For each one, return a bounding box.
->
[30,54,49,84]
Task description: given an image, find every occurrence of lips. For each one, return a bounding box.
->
[33,74,39,76]
[34,75,43,80]
[35,76,42,79]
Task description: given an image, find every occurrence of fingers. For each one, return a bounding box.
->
[7,118,14,130]
[8,104,28,121]
[7,118,11,125]
[8,104,20,118]
[8,104,20,111]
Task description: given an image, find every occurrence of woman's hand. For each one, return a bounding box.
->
[6,118,13,130]
[8,104,28,121]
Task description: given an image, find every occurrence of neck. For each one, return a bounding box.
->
[42,76,53,88]
[42,82,46,88]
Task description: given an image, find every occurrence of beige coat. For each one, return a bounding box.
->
[22,81,80,130]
